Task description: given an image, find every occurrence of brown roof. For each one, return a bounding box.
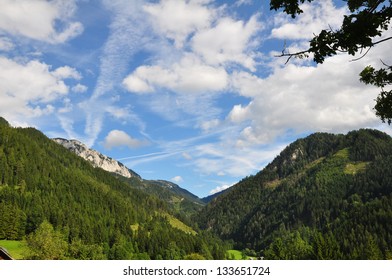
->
[0,247,14,260]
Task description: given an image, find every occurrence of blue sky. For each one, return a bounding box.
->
[1,0,391,197]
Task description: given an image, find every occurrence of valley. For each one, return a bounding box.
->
[1,116,392,259]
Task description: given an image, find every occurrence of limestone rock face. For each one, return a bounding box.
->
[53,138,140,179]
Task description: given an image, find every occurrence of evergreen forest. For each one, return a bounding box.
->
[0,117,227,260]
[198,129,392,259]
[2,116,392,259]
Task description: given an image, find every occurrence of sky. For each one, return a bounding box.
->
[0,0,391,198]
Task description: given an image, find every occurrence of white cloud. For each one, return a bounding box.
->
[182,152,192,160]
[235,0,252,7]
[124,55,229,95]
[143,0,213,48]
[229,52,383,147]
[209,183,233,195]
[192,15,261,70]
[58,98,73,114]
[270,0,347,40]
[192,141,286,177]
[123,74,153,93]
[228,103,251,123]
[53,66,81,80]
[103,130,146,149]
[0,0,83,43]
[118,0,390,188]
[200,119,220,132]
[78,0,150,147]
[122,0,264,131]
[0,56,80,123]
[72,83,88,93]
[171,176,183,183]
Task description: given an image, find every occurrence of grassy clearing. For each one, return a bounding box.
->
[344,162,369,175]
[227,249,255,260]
[227,249,243,260]
[163,213,197,235]
[334,148,350,159]
[0,240,28,259]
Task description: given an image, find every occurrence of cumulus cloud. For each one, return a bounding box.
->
[124,54,229,95]
[270,0,347,40]
[143,0,213,48]
[71,83,88,93]
[209,184,233,195]
[192,15,260,70]
[221,0,392,150]
[122,0,264,131]
[103,130,146,149]
[53,66,81,80]
[0,56,80,123]
[171,176,184,183]
[229,54,384,147]
[0,0,83,43]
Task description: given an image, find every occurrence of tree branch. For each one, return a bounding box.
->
[276,36,392,64]
[380,59,392,68]
[350,46,372,62]
[275,49,311,64]
[367,0,384,14]
[373,36,392,46]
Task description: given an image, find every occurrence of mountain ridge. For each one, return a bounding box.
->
[198,129,392,259]
[53,138,141,179]
[53,137,204,215]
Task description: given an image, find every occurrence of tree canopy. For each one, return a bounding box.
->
[270,0,392,124]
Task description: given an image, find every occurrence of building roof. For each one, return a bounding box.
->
[0,247,14,260]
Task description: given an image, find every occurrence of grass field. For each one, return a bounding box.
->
[227,249,243,260]
[163,213,197,235]
[227,249,256,260]
[0,240,28,259]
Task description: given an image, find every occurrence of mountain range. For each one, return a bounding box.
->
[1,115,392,259]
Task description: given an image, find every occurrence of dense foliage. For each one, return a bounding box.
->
[271,0,392,124]
[0,117,227,259]
[117,177,205,218]
[198,129,392,259]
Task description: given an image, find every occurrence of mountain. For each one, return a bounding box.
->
[0,117,227,260]
[197,129,392,259]
[53,138,140,179]
[201,188,230,204]
[53,138,204,215]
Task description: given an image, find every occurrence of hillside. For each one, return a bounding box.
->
[197,129,392,259]
[53,138,141,179]
[54,138,205,216]
[0,117,227,260]
[202,188,230,204]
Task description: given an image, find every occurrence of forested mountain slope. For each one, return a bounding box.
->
[197,129,392,259]
[54,138,205,216]
[53,138,141,179]
[0,117,226,260]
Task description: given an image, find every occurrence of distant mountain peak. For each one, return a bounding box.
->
[53,138,140,179]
